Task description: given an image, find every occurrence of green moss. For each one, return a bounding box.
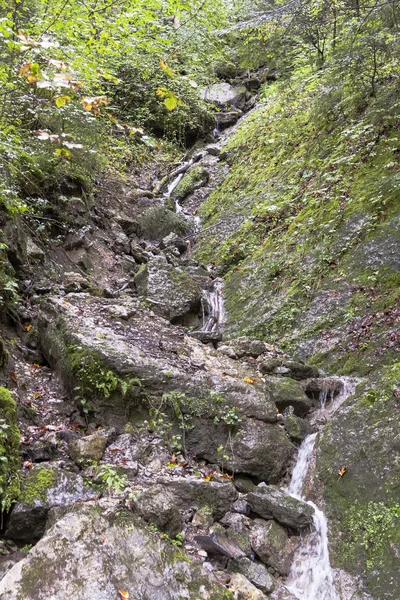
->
[21,466,56,504]
[172,166,209,201]
[0,386,21,511]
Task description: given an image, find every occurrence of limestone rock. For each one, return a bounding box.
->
[0,504,234,600]
[5,465,95,542]
[68,432,107,464]
[133,487,183,537]
[202,83,247,108]
[266,377,313,417]
[228,337,268,359]
[187,418,295,483]
[259,359,319,381]
[228,572,269,600]
[135,255,201,321]
[247,485,314,531]
[220,512,253,555]
[229,557,274,595]
[250,519,299,576]
[156,476,238,520]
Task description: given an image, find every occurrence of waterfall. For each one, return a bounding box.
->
[200,278,225,333]
[285,378,359,600]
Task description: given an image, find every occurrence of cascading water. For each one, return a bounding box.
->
[284,378,359,600]
[200,278,225,333]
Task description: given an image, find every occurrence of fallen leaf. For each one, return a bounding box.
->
[119,591,129,600]
[243,377,255,384]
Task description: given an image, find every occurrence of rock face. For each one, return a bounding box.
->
[247,486,314,531]
[5,465,95,541]
[0,504,234,600]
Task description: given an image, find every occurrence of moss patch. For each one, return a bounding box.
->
[0,386,21,511]
[21,466,57,505]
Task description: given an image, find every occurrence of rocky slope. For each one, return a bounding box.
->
[0,80,398,600]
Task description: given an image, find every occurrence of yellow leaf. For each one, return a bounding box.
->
[164,95,178,111]
[26,74,37,84]
[160,59,174,78]
[55,95,71,108]
[19,62,32,76]
[243,377,255,384]
[119,591,129,600]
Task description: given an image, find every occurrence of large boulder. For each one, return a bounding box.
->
[0,503,234,600]
[266,377,313,417]
[138,206,190,240]
[5,465,95,542]
[201,83,247,108]
[133,477,238,535]
[250,519,299,576]
[187,418,295,483]
[134,255,201,321]
[247,485,314,531]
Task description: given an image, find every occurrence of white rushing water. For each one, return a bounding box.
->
[285,378,359,600]
[200,278,226,332]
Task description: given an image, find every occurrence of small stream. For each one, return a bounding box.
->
[284,378,359,600]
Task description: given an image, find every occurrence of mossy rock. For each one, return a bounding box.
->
[172,166,209,201]
[0,387,20,512]
[138,206,190,240]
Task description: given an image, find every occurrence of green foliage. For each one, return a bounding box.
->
[0,387,20,512]
[96,465,127,495]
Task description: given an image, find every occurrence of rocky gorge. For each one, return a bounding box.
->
[0,59,399,600]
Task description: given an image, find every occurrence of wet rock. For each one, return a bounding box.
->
[135,255,201,321]
[300,377,342,403]
[229,557,274,595]
[0,504,232,600]
[5,465,95,542]
[282,406,313,441]
[259,359,319,381]
[266,377,312,417]
[218,344,238,359]
[228,572,268,599]
[68,432,107,464]
[247,485,314,531]
[187,418,295,483]
[250,519,298,576]
[202,83,247,108]
[195,532,246,559]
[269,586,299,600]
[64,272,90,293]
[217,111,242,128]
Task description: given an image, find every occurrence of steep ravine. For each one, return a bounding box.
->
[0,93,397,600]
